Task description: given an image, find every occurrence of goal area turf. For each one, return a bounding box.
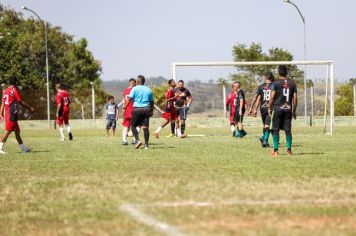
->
[0,121,355,235]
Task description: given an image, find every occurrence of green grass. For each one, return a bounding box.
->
[0,125,355,236]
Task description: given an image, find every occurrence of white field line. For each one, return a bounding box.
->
[120,204,188,236]
[143,198,356,208]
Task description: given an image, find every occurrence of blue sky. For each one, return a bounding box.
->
[3,0,356,81]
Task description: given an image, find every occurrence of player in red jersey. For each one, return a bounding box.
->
[226,83,237,136]
[55,84,73,141]
[0,77,34,154]
[154,79,183,138]
[122,78,137,145]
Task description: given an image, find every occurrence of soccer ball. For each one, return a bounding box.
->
[128,131,133,137]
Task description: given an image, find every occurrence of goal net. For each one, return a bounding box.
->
[171,61,335,134]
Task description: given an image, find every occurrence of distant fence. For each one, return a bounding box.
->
[2,116,355,130]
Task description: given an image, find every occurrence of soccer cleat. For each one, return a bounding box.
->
[122,141,128,145]
[60,138,65,142]
[144,145,149,150]
[154,132,159,139]
[272,151,278,157]
[131,140,137,145]
[69,132,73,141]
[262,142,270,148]
[179,134,187,138]
[134,141,143,149]
[287,150,293,156]
[259,136,264,145]
[166,133,175,138]
[22,147,33,153]
[0,150,7,155]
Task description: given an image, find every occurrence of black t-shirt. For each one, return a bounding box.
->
[271,78,297,111]
[235,89,245,111]
[174,87,191,108]
[256,82,272,110]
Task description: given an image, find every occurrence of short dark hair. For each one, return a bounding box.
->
[108,95,114,100]
[9,76,18,86]
[168,79,175,85]
[55,83,65,90]
[278,65,288,77]
[178,80,184,84]
[137,75,145,84]
[264,71,275,81]
[129,78,136,83]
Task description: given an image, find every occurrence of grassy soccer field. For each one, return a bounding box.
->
[0,125,355,236]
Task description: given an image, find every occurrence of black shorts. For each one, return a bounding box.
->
[233,109,245,123]
[260,109,271,126]
[131,107,151,128]
[271,110,292,132]
[175,107,188,120]
[106,119,116,130]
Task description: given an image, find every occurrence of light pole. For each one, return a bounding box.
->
[90,82,95,122]
[21,6,51,128]
[284,0,308,125]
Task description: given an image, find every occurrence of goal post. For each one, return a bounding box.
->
[171,61,335,135]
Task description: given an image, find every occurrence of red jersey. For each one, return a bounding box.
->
[164,88,175,112]
[226,92,237,115]
[123,87,133,118]
[2,85,22,122]
[56,90,71,112]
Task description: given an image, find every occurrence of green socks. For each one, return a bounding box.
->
[273,134,279,151]
[263,128,270,143]
[286,134,292,150]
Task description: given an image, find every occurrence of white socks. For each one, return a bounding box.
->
[230,125,236,133]
[176,127,182,137]
[66,125,71,133]
[122,127,128,142]
[59,127,65,140]
[155,126,162,134]
[0,142,4,151]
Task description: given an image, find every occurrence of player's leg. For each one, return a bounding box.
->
[0,130,12,154]
[105,119,111,137]
[271,111,281,157]
[262,110,271,147]
[179,108,187,135]
[63,112,73,140]
[57,116,65,141]
[142,108,150,149]
[236,114,247,138]
[167,121,175,138]
[122,119,129,145]
[284,112,293,156]
[131,109,143,148]
[154,116,170,138]
[229,112,236,137]
[15,129,32,153]
[112,120,116,136]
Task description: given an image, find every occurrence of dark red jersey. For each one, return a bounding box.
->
[2,85,22,122]
[164,88,175,113]
[226,92,237,115]
[56,90,71,112]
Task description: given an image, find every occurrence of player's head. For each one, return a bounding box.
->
[137,75,145,85]
[55,83,64,91]
[278,65,288,77]
[264,71,274,82]
[168,79,176,88]
[108,95,114,103]
[129,78,136,88]
[9,76,18,86]
[233,81,241,90]
[178,80,184,89]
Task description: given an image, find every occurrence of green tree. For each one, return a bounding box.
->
[232,42,304,93]
[335,79,355,116]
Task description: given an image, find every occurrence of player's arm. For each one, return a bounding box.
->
[292,92,298,120]
[149,92,154,117]
[19,101,34,112]
[56,102,62,117]
[123,98,130,110]
[249,94,259,116]
[0,102,4,120]
[268,91,276,116]
[239,97,244,115]
[115,105,119,120]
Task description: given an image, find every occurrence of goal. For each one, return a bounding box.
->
[171,61,335,134]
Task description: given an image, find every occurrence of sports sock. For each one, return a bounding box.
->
[263,128,270,143]
[131,126,140,141]
[177,127,182,137]
[143,128,149,145]
[272,132,280,152]
[136,127,141,133]
[230,125,235,133]
[170,122,175,134]
[65,125,71,133]
[181,123,186,134]
[59,127,65,140]
[0,142,4,151]
[19,143,28,151]
[286,133,292,150]
[122,127,128,142]
[155,126,162,134]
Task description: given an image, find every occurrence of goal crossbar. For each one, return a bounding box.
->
[171,61,335,135]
